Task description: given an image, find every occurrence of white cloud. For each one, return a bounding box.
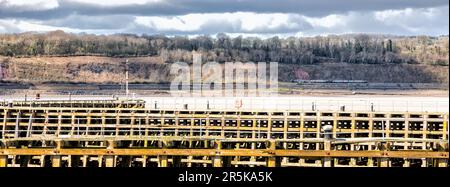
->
[132,6,449,37]
[0,2,447,37]
[374,6,449,34]
[304,14,346,29]
[0,19,20,33]
[0,18,113,34]
[134,12,312,34]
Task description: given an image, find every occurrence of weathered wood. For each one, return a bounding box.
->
[1,148,446,158]
[0,155,7,167]
[158,155,168,167]
[0,101,448,167]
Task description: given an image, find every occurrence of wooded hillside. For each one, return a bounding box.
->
[0,31,448,65]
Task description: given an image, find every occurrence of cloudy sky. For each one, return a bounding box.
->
[0,0,448,37]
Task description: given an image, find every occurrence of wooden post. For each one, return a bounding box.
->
[236,116,242,141]
[421,158,428,167]
[323,141,332,167]
[51,140,62,167]
[350,113,356,166]
[251,117,257,167]
[144,128,149,147]
[333,113,338,141]
[26,110,35,137]
[367,157,374,167]
[68,155,72,167]
[40,155,45,167]
[282,112,288,165]
[56,111,62,137]
[368,113,374,167]
[115,112,120,136]
[403,159,410,167]
[212,140,222,167]
[349,144,357,167]
[443,114,448,141]
[82,155,88,167]
[70,112,75,136]
[404,113,409,151]
[98,155,103,167]
[379,158,389,167]
[386,113,391,138]
[422,115,428,167]
[267,157,276,167]
[379,143,389,167]
[438,159,448,167]
[101,111,106,136]
[0,155,7,167]
[2,109,8,140]
[14,110,20,138]
[205,114,210,137]
[250,142,256,167]
[43,110,49,136]
[221,115,225,138]
[131,111,136,137]
[187,156,193,167]
[51,156,61,167]
[299,112,305,166]
[105,140,115,167]
[158,155,168,167]
[267,140,276,167]
[142,156,147,167]
[268,113,272,139]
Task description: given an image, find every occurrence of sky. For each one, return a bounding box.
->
[0,0,448,37]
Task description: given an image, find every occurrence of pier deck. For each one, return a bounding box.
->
[0,99,448,167]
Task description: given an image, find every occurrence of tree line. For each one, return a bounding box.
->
[0,30,448,65]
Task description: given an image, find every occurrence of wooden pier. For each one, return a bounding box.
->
[0,99,448,167]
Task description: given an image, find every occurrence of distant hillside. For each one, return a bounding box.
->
[0,31,448,65]
[0,56,448,85]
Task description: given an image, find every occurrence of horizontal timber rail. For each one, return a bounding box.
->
[1,148,447,158]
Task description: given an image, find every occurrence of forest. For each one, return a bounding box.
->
[0,30,448,65]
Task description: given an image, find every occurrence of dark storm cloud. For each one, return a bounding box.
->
[0,0,448,20]
[0,0,448,36]
[43,14,135,30]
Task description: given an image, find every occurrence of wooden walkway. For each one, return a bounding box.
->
[0,99,448,167]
